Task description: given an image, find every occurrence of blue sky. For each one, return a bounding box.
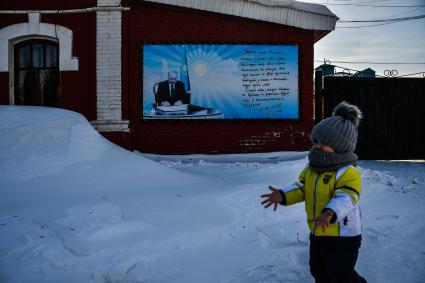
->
[304,0,425,77]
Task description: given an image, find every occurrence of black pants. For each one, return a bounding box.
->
[309,234,367,283]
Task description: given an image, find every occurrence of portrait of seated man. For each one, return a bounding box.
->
[155,71,187,106]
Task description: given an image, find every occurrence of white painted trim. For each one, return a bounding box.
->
[0,13,79,72]
[91,120,130,132]
[98,0,122,7]
[28,13,40,34]
[1,14,79,105]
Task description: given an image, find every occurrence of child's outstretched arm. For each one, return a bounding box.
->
[261,186,283,211]
[261,167,307,211]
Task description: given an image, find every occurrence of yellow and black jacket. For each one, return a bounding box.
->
[280,165,362,237]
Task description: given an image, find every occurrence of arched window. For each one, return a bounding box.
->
[14,40,59,106]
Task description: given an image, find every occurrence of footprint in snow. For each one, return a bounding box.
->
[374,214,400,221]
[256,227,306,250]
[227,262,309,283]
[364,227,388,243]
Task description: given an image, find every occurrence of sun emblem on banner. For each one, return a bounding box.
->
[193,62,208,78]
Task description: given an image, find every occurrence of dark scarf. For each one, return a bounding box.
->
[308,148,358,173]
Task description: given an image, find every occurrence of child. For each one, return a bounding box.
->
[261,101,367,283]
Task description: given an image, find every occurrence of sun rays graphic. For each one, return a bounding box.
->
[186,48,243,115]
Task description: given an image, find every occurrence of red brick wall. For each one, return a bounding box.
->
[0,1,97,121]
[0,72,10,105]
[1,1,316,154]
[124,1,314,154]
[0,14,26,105]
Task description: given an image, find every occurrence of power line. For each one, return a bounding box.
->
[330,0,419,3]
[334,6,421,27]
[309,0,425,7]
[314,63,425,78]
[379,7,424,20]
[350,0,398,3]
[326,4,425,7]
[336,20,421,28]
[338,14,425,23]
[304,1,425,27]
[398,71,425,77]
[314,60,425,65]
[335,13,425,27]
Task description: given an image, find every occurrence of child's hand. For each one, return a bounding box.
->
[312,210,335,233]
[261,186,283,211]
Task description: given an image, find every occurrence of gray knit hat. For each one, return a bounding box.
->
[311,101,362,152]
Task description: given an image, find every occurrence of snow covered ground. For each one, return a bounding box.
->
[1,106,424,283]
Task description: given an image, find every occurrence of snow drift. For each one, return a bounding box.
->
[1,106,424,283]
[0,106,112,179]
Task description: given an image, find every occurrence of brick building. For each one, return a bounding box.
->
[0,0,337,154]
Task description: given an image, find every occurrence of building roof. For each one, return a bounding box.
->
[144,0,338,41]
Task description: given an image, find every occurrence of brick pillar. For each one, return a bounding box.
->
[91,0,129,132]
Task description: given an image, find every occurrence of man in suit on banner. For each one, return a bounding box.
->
[156,71,187,106]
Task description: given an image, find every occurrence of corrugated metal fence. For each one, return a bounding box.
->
[315,76,425,160]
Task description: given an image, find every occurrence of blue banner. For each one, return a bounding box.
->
[142,44,299,119]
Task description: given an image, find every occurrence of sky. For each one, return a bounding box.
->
[304,0,425,77]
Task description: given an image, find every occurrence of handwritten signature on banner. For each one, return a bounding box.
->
[240,50,292,114]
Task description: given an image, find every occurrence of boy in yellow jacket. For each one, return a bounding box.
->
[261,101,367,283]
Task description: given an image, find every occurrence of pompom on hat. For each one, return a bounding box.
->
[311,101,363,153]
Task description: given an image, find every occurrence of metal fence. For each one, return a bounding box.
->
[315,74,425,160]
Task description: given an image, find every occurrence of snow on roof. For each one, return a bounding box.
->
[143,0,338,33]
[248,0,336,17]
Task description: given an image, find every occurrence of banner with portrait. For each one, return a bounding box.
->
[142,44,299,119]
